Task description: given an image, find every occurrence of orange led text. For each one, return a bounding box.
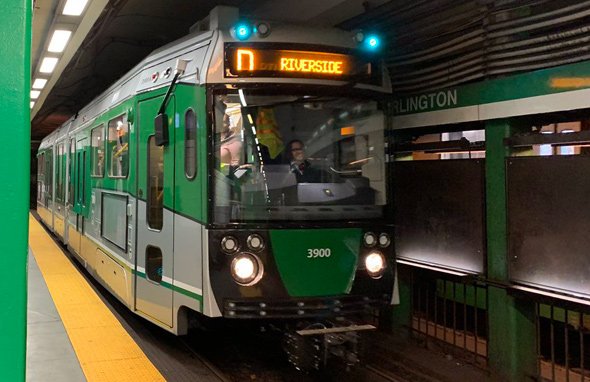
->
[280,57,343,74]
[236,49,255,71]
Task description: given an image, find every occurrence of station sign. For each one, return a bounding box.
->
[224,43,380,84]
[392,60,590,118]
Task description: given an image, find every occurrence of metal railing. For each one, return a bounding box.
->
[538,303,590,381]
[410,267,488,366]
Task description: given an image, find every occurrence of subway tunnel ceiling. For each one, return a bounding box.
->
[31,0,266,142]
[31,0,590,142]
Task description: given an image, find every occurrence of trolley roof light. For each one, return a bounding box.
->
[30,90,40,100]
[364,34,381,51]
[231,253,263,286]
[233,22,252,41]
[365,251,386,278]
[255,22,270,37]
[353,31,365,43]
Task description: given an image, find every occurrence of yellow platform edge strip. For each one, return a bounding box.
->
[28,214,165,382]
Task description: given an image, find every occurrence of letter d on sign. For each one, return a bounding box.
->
[237,49,255,71]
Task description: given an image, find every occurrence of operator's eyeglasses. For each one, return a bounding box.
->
[290,146,304,152]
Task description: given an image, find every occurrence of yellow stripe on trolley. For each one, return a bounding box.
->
[28,214,165,382]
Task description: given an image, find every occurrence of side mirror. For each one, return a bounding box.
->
[154,113,169,146]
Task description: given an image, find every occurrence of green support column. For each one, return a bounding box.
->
[0,0,31,380]
[485,119,537,381]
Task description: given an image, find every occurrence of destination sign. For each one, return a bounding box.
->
[224,44,379,83]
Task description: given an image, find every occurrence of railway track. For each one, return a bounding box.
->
[56,235,423,382]
[366,364,408,382]
[365,361,442,382]
[180,323,405,382]
[178,336,231,382]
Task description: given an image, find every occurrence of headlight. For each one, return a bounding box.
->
[379,233,391,247]
[221,236,239,254]
[363,232,377,247]
[364,251,385,278]
[231,253,263,286]
[247,234,264,251]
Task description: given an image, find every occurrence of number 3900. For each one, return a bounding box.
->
[307,248,331,258]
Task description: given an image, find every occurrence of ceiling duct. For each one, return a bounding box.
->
[342,0,590,94]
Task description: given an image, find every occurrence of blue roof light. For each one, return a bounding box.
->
[234,22,252,40]
[365,34,380,50]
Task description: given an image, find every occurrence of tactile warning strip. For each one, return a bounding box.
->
[28,214,165,382]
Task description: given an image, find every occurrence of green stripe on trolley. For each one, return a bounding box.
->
[134,271,203,303]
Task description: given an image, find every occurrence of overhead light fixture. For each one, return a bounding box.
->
[32,78,47,89]
[31,90,40,99]
[62,0,89,16]
[39,57,58,73]
[48,30,72,53]
[30,101,35,109]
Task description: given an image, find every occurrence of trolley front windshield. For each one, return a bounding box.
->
[212,88,387,223]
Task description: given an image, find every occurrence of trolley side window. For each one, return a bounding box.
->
[147,136,164,230]
[76,149,86,206]
[56,143,65,203]
[146,245,163,283]
[46,149,53,202]
[107,114,129,178]
[184,109,197,179]
[91,125,105,177]
[68,138,75,205]
[37,153,44,202]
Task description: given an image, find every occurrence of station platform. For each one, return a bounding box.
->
[27,249,86,381]
[26,213,490,382]
[27,214,165,382]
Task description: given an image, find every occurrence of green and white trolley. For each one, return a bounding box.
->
[37,6,395,369]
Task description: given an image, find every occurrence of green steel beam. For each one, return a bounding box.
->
[0,0,31,380]
[488,286,537,381]
[485,119,536,381]
[485,120,510,282]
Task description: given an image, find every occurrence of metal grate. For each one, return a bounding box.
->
[410,267,488,366]
[538,303,590,381]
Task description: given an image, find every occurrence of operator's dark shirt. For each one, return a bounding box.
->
[291,160,324,183]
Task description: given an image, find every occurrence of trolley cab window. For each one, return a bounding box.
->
[91,125,105,177]
[213,89,387,223]
[107,115,129,178]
